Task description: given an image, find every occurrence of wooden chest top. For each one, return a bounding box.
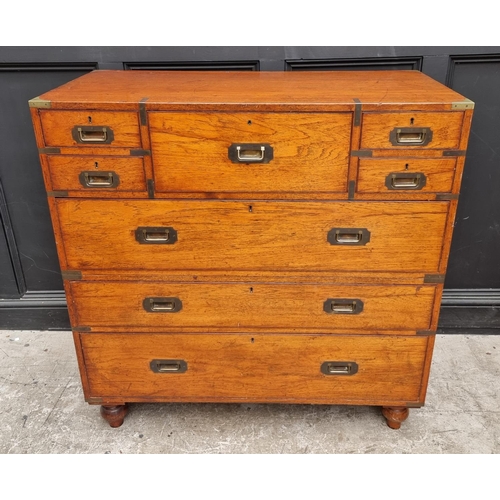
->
[30,70,471,111]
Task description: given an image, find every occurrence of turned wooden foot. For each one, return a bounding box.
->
[100,404,128,428]
[382,406,409,429]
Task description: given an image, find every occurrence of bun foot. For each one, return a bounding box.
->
[382,406,409,429]
[100,404,128,428]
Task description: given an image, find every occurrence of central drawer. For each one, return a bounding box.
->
[56,199,449,273]
[80,333,429,404]
[149,112,351,194]
[68,281,436,332]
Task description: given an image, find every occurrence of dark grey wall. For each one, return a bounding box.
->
[1,46,499,331]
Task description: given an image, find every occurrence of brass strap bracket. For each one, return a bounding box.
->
[147,179,155,199]
[451,99,474,110]
[351,150,372,157]
[139,97,149,125]
[406,402,424,408]
[47,191,68,197]
[39,147,60,154]
[86,398,104,404]
[443,150,466,157]
[353,98,362,126]
[130,149,151,156]
[29,97,51,109]
[348,180,356,199]
[436,193,459,201]
[61,270,82,280]
[423,274,445,284]
[72,326,91,332]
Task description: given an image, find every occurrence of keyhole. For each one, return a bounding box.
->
[405,163,409,170]
[94,162,99,169]
[247,120,252,125]
[251,338,255,343]
[248,205,253,212]
[410,117,414,125]
[249,287,253,293]
[88,116,92,124]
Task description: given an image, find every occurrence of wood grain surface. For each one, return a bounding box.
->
[357,158,457,194]
[150,112,351,193]
[69,281,436,332]
[40,110,141,148]
[81,333,429,404]
[34,70,469,112]
[360,112,464,150]
[55,199,449,273]
[29,70,474,421]
[47,155,147,193]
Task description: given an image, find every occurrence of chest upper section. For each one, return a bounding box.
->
[30,70,473,201]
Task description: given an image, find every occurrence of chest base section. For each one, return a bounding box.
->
[75,332,434,428]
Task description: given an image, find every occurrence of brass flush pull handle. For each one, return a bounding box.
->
[143,297,182,313]
[79,171,119,188]
[389,127,433,146]
[150,359,187,373]
[386,172,426,190]
[135,227,178,245]
[72,125,115,144]
[323,298,364,314]
[321,361,358,376]
[228,143,274,163]
[327,228,370,246]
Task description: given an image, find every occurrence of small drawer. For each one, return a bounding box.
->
[56,199,449,274]
[149,112,352,194]
[357,158,457,194]
[80,332,429,404]
[68,281,437,333]
[360,112,464,150]
[40,110,141,148]
[47,156,147,193]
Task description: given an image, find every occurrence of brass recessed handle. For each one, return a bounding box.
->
[150,359,187,373]
[327,228,371,246]
[228,143,274,163]
[135,227,178,245]
[324,299,364,314]
[321,361,358,376]
[143,297,182,313]
[72,125,114,144]
[389,127,433,146]
[385,172,426,190]
[79,171,119,188]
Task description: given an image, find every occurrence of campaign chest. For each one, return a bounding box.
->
[29,70,473,429]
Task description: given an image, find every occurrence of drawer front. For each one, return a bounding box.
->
[56,200,448,273]
[360,112,463,150]
[81,333,429,403]
[69,281,436,332]
[47,156,147,193]
[149,112,351,194]
[40,110,141,148]
[357,158,456,194]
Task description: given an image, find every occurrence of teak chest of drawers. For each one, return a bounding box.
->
[29,70,473,429]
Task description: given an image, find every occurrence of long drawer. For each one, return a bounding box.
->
[55,199,449,273]
[80,333,430,404]
[68,281,437,333]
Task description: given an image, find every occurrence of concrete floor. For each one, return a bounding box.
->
[0,330,498,454]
